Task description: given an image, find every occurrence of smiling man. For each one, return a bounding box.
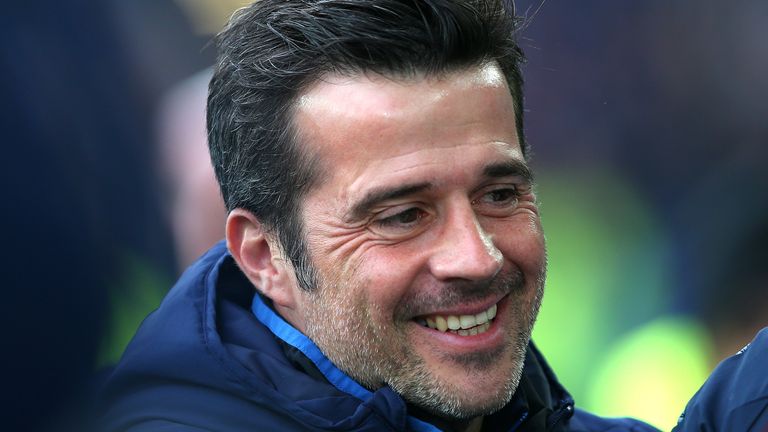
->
[102,1,658,431]
[260,67,546,426]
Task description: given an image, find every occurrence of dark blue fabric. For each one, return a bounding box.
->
[101,241,659,431]
[673,328,768,432]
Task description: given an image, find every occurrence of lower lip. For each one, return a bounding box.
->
[411,295,509,353]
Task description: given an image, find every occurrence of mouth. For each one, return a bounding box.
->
[414,302,498,337]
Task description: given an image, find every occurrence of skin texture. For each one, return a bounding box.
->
[228,63,546,431]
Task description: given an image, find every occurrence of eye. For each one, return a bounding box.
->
[369,205,432,239]
[472,185,520,216]
[485,188,518,204]
[474,187,519,207]
[376,207,426,229]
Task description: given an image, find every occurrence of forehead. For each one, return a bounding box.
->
[296,63,509,122]
[293,63,522,192]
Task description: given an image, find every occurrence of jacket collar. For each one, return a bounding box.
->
[251,291,444,432]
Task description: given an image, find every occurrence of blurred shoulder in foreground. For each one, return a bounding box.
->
[673,327,768,432]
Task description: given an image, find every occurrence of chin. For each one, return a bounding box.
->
[413,383,515,421]
[392,352,523,420]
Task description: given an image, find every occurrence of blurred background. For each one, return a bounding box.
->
[2,0,765,430]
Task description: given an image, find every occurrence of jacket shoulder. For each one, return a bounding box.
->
[100,243,316,431]
[673,327,768,432]
[566,408,661,432]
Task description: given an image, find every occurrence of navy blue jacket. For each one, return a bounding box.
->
[673,328,768,432]
[102,242,658,431]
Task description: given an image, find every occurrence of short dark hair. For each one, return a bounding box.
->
[207,0,526,291]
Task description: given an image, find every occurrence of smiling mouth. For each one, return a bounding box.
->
[415,303,498,336]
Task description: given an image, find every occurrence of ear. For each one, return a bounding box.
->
[226,208,298,310]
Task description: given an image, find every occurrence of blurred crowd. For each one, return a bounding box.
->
[1,0,765,430]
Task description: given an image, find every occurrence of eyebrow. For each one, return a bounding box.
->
[483,159,534,183]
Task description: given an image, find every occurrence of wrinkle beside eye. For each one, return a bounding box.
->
[309,221,378,263]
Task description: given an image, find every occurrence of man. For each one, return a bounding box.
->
[102,1,658,430]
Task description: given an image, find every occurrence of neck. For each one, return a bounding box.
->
[464,416,483,432]
[429,416,484,432]
[409,405,484,432]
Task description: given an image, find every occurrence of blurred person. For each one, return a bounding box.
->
[94,0,222,366]
[100,1,660,431]
[669,221,768,431]
[673,329,768,432]
[1,66,109,430]
[157,68,227,271]
[1,2,135,430]
[698,218,768,366]
[0,1,214,430]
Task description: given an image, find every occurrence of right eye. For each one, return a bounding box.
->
[371,206,431,238]
[377,207,425,228]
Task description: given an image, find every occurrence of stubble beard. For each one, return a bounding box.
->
[302,266,545,420]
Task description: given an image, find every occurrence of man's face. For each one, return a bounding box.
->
[288,63,546,419]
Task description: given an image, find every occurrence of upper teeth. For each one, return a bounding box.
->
[421,303,497,333]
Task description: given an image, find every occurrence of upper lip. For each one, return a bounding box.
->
[413,293,506,318]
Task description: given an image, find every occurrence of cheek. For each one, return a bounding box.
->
[491,217,546,269]
[353,246,428,316]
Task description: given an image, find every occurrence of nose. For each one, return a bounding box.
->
[428,203,503,282]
